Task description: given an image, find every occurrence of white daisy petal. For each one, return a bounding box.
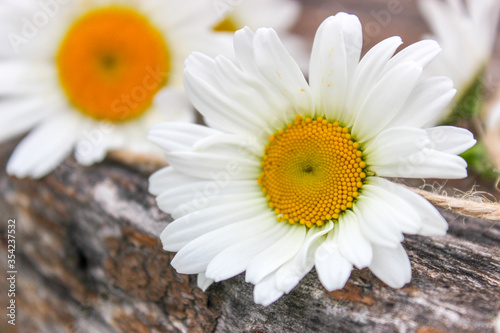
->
[385,40,441,70]
[364,127,429,160]
[165,150,261,180]
[309,13,362,120]
[337,211,372,269]
[370,178,448,236]
[315,228,353,292]
[171,211,276,274]
[352,61,423,141]
[157,179,260,212]
[344,36,402,126]
[419,0,500,123]
[184,60,270,135]
[354,196,404,248]
[387,76,456,128]
[424,126,476,155]
[0,97,65,142]
[197,273,214,292]
[363,181,422,235]
[274,222,333,294]
[253,273,284,307]
[160,198,269,252]
[212,55,287,132]
[372,149,468,179]
[0,61,55,95]
[369,244,412,288]
[206,220,289,282]
[7,113,79,178]
[365,127,470,179]
[149,166,204,196]
[148,122,220,152]
[246,224,307,285]
[253,28,313,117]
[170,192,265,219]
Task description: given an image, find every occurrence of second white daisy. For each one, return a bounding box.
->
[419,0,500,122]
[0,0,224,178]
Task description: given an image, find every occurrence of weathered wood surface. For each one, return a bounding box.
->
[1,0,500,332]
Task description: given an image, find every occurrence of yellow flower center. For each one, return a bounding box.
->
[213,16,240,32]
[259,116,367,228]
[56,7,170,122]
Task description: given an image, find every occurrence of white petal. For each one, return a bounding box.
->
[370,178,448,236]
[369,244,411,288]
[253,273,284,306]
[160,198,269,251]
[206,220,290,282]
[344,36,402,126]
[74,120,124,166]
[151,87,195,123]
[424,126,476,155]
[7,113,79,179]
[385,40,441,70]
[352,61,422,142]
[212,55,288,133]
[364,126,429,163]
[253,28,313,118]
[165,149,260,180]
[254,229,326,306]
[315,227,353,291]
[0,61,55,95]
[309,13,362,120]
[365,127,469,179]
[0,97,61,142]
[362,181,422,234]
[372,148,468,179]
[197,273,214,292]
[184,53,271,135]
[170,211,276,274]
[387,76,456,128]
[337,211,372,269]
[156,177,260,212]
[274,222,333,294]
[148,122,220,152]
[170,192,265,219]
[149,166,203,196]
[246,224,307,284]
[354,196,404,248]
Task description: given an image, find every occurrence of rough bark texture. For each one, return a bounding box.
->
[1,1,500,332]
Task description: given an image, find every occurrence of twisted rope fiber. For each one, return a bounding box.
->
[409,187,500,222]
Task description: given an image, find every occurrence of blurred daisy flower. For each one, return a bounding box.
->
[0,0,223,178]
[149,13,476,306]
[210,0,308,70]
[419,0,500,123]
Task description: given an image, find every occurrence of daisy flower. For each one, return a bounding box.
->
[419,0,500,123]
[210,0,308,71]
[149,13,476,306]
[0,0,223,178]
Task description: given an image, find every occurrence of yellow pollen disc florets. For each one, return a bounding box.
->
[57,7,170,122]
[258,116,367,228]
